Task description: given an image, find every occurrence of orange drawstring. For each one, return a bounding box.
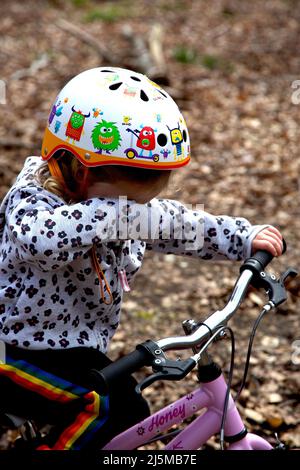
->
[48,157,113,305]
[90,246,113,305]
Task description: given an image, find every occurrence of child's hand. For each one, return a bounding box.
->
[251,226,283,257]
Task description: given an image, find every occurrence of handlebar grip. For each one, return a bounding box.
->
[252,238,286,270]
[251,249,274,270]
[90,346,151,395]
[240,239,286,277]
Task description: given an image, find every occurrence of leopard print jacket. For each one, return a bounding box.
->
[0,157,267,352]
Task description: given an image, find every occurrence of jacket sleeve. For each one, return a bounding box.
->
[145,198,268,261]
[6,185,267,271]
[5,184,125,271]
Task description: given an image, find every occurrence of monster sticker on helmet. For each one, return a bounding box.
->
[92,108,103,119]
[122,116,132,126]
[49,99,63,125]
[91,119,122,155]
[167,123,183,158]
[65,106,91,143]
[125,126,160,162]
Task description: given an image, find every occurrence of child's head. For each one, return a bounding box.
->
[35,150,171,204]
[39,67,190,203]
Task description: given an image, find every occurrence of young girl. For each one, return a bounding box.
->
[0,67,283,450]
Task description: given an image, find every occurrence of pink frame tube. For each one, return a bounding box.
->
[103,374,272,450]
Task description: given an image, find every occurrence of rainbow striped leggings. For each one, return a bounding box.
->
[0,345,150,450]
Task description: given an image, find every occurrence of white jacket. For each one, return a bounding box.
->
[0,157,266,351]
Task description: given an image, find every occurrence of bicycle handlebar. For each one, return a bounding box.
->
[90,244,289,394]
[157,268,253,351]
[158,240,286,351]
[90,346,153,394]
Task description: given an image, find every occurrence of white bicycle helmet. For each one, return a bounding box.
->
[41,67,190,171]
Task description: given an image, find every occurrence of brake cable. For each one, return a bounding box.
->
[234,303,271,403]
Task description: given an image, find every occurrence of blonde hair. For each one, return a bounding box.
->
[34,152,84,204]
[35,151,172,205]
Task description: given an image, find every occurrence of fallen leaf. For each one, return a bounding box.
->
[268,393,283,404]
[245,409,264,424]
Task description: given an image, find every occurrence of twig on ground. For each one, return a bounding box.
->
[121,24,169,84]
[121,24,152,74]
[56,18,116,64]
[11,54,49,80]
[148,24,169,85]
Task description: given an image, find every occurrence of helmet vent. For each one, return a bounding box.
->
[131,76,141,82]
[109,82,123,90]
[157,133,168,146]
[100,69,114,73]
[140,90,149,101]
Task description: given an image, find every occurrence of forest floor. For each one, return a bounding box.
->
[0,0,299,449]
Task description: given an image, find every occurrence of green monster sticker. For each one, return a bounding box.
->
[71,112,85,129]
[65,106,90,142]
[91,119,122,154]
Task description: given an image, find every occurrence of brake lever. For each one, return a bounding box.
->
[135,357,196,394]
[255,267,298,307]
[135,372,167,393]
[280,268,298,285]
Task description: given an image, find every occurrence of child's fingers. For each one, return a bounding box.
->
[260,228,282,244]
[252,239,278,257]
[253,232,283,256]
[264,226,283,240]
[257,228,283,254]
[261,233,283,256]
[262,232,283,255]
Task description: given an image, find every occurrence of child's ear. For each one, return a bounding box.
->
[75,166,90,183]
[75,166,91,200]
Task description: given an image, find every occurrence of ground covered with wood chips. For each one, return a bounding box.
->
[0,0,299,450]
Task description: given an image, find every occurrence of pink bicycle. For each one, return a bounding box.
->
[1,247,296,452]
[89,246,297,450]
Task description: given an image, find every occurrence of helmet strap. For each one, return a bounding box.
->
[48,158,68,190]
[77,166,90,200]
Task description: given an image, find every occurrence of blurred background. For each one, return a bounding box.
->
[0,0,299,449]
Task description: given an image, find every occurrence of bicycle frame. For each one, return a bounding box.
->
[100,255,296,451]
[102,371,272,450]
[2,252,292,450]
